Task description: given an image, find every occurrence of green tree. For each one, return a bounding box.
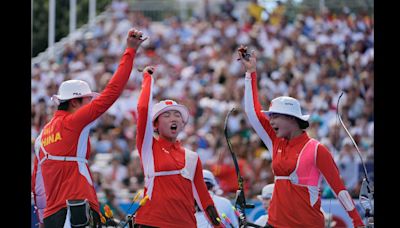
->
[32,0,112,57]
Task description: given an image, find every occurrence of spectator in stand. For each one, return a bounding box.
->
[220,0,235,19]
[196,170,239,228]
[103,155,128,192]
[100,188,126,222]
[254,183,274,227]
[334,138,361,197]
[247,0,266,22]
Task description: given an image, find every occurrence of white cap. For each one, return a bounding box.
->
[262,96,310,121]
[257,184,274,201]
[203,169,218,187]
[152,100,189,124]
[52,80,99,104]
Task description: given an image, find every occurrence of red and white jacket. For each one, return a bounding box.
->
[244,71,364,227]
[31,48,137,219]
[134,71,217,227]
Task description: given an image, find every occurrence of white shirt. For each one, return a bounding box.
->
[195,191,239,228]
[254,214,268,227]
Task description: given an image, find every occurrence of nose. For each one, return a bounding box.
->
[170,115,180,122]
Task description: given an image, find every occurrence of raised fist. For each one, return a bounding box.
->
[127,28,148,49]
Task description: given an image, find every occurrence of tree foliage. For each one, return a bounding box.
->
[32,0,112,57]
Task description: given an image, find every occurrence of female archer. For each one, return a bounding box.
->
[239,47,364,228]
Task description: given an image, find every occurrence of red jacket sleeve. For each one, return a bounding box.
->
[316,144,364,227]
[193,158,215,210]
[193,159,223,227]
[66,48,137,130]
[244,71,276,155]
[136,71,153,157]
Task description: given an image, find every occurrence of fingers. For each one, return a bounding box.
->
[128,28,138,37]
[147,66,155,74]
[128,28,144,40]
[142,65,156,74]
[237,49,246,61]
[237,45,252,61]
[237,50,243,61]
[139,36,149,42]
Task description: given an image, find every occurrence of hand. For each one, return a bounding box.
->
[126,28,148,49]
[237,45,257,73]
[143,65,155,75]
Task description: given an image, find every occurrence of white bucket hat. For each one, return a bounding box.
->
[202,169,222,193]
[203,170,224,194]
[203,170,218,187]
[257,183,274,201]
[152,100,189,124]
[262,96,310,121]
[51,80,99,105]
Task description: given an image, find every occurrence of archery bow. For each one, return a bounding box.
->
[224,107,263,228]
[117,190,144,228]
[337,92,374,227]
[119,195,149,228]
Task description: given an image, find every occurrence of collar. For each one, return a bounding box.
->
[157,136,181,150]
[287,131,310,147]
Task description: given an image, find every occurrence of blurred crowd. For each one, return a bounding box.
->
[31,0,373,220]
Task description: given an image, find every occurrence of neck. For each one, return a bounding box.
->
[287,129,303,140]
[67,106,79,113]
[158,134,177,143]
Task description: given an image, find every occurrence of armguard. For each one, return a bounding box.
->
[206,205,221,226]
[338,190,355,211]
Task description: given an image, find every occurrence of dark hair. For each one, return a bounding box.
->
[205,181,214,191]
[153,117,159,134]
[279,113,310,129]
[296,118,310,129]
[57,98,83,110]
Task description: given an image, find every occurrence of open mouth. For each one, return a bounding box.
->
[170,123,178,131]
[273,127,279,133]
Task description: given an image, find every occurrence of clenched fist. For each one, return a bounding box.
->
[127,28,148,49]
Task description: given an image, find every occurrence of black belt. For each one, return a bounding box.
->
[134,224,159,228]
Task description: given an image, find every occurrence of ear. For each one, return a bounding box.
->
[70,99,80,108]
[153,119,159,130]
